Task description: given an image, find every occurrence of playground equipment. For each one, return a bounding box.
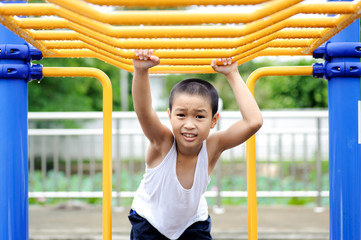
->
[1,0,361,74]
[42,67,113,240]
[0,0,360,240]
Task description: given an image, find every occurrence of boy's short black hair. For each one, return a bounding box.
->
[169,78,219,117]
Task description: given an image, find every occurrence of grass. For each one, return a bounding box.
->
[29,158,330,207]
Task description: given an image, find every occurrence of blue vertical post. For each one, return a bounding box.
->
[328,0,361,239]
[0,1,29,240]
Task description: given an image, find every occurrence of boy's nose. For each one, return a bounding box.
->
[184,120,195,129]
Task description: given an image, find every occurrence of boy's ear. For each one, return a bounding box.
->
[210,113,219,129]
[167,108,171,119]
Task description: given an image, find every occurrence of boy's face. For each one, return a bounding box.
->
[168,93,219,149]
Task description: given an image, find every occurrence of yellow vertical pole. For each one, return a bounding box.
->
[246,66,313,240]
[246,73,258,240]
[42,67,113,240]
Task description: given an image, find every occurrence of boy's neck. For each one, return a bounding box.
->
[175,141,203,160]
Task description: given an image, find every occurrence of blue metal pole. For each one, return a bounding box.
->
[327,0,361,239]
[0,1,29,240]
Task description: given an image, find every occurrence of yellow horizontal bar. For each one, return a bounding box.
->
[42,67,113,240]
[41,38,312,69]
[83,0,271,6]
[0,13,353,71]
[48,0,302,25]
[246,66,314,94]
[43,47,311,75]
[45,47,309,68]
[286,18,338,28]
[22,18,326,62]
[29,17,327,51]
[33,0,299,47]
[31,31,79,40]
[42,39,313,50]
[32,15,328,61]
[49,0,361,25]
[19,17,326,39]
[2,1,359,25]
[12,11,352,62]
[41,38,313,67]
[43,47,312,75]
[43,40,85,49]
[38,25,313,59]
[4,2,356,53]
[51,4,356,50]
[236,48,307,66]
[0,0,359,74]
[260,48,307,56]
[0,4,54,16]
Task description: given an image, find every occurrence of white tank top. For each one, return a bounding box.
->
[131,140,210,239]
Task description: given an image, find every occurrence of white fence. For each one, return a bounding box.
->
[28,110,329,207]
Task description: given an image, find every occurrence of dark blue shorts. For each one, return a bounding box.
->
[128,209,213,240]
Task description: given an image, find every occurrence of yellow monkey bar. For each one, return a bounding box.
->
[245,66,313,240]
[83,0,272,7]
[0,0,361,73]
[42,67,113,240]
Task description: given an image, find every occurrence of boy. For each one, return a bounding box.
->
[129,49,263,240]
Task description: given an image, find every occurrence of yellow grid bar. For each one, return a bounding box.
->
[39,39,312,69]
[84,0,272,7]
[18,18,335,38]
[24,17,339,50]
[1,1,358,24]
[42,67,113,240]
[20,18,330,39]
[45,47,308,71]
[42,39,314,51]
[0,0,359,72]
[48,0,302,25]
[6,3,356,53]
[30,25,321,64]
[1,11,358,73]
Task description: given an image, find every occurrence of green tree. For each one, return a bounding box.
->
[163,58,328,110]
[29,58,126,112]
[254,59,328,109]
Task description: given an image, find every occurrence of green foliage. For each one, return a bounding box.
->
[164,58,327,110]
[255,59,328,109]
[29,58,129,112]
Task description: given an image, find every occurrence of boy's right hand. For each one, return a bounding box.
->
[211,58,239,77]
[133,49,160,70]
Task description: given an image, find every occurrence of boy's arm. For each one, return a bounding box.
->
[208,58,263,163]
[132,50,173,162]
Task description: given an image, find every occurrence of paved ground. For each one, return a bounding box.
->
[29,204,329,240]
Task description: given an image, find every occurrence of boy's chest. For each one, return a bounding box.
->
[176,156,198,190]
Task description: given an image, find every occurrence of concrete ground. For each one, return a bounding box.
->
[29,205,329,240]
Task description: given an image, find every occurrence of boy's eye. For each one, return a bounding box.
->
[196,115,205,119]
[177,114,185,118]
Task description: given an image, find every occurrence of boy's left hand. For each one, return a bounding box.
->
[211,58,238,76]
[133,49,160,70]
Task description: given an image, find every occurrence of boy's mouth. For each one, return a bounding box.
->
[182,133,197,141]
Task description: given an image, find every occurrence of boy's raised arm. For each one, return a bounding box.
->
[132,50,172,147]
[210,58,263,154]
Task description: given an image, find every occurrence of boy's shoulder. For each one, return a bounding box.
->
[145,132,174,168]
